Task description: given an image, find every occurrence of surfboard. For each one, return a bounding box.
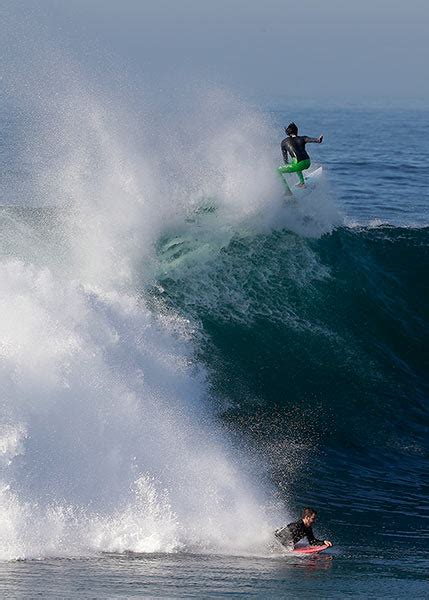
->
[292,544,329,555]
[291,165,323,197]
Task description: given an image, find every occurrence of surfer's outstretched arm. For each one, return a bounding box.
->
[306,526,333,547]
[306,526,325,546]
[304,135,324,144]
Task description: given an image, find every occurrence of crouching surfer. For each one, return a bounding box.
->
[278,122,323,195]
[274,507,333,550]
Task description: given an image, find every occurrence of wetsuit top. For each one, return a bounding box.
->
[281,135,318,163]
[286,519,325,546]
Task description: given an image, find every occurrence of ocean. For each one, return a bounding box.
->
[0,91,428,598]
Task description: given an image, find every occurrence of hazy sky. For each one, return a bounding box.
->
[9,1,429,101]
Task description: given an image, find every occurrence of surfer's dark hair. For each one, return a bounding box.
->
[285,122,298,136]
[302,507,317,518]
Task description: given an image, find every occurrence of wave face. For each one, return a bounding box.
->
[1,186,428,560]
[158,224,429,549]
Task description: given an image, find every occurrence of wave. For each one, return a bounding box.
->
[154,222,429,547]
[2,206,427,558]
[157,224,429,454]
[2,181,427,556]
[1,41,427,555]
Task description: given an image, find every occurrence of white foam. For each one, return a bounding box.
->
[0,257,282,559]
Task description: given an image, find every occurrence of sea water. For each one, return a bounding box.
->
[0,56,428,599]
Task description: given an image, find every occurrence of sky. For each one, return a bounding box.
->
[4,0,429,103]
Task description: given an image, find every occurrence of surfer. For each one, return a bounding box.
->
[278,122,323,194]
[274,507,333,550]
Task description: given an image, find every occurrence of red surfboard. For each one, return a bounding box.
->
[292,544,329,555]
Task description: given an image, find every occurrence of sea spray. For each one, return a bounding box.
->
[0,73,301,559]
[0,254,282,559]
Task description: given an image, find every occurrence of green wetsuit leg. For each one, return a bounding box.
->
[278,158,311,186]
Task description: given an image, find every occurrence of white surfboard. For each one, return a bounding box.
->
[291,165,323,197]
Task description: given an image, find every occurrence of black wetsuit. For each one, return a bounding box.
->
[281,135,316,163]
[275,519,324,547]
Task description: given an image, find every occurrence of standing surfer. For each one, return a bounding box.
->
[274,507,333,550]
[278,122,323,194]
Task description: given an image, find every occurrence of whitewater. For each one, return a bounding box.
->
[0,82,300,559]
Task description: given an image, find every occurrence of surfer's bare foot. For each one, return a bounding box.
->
[297,183,306,188]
